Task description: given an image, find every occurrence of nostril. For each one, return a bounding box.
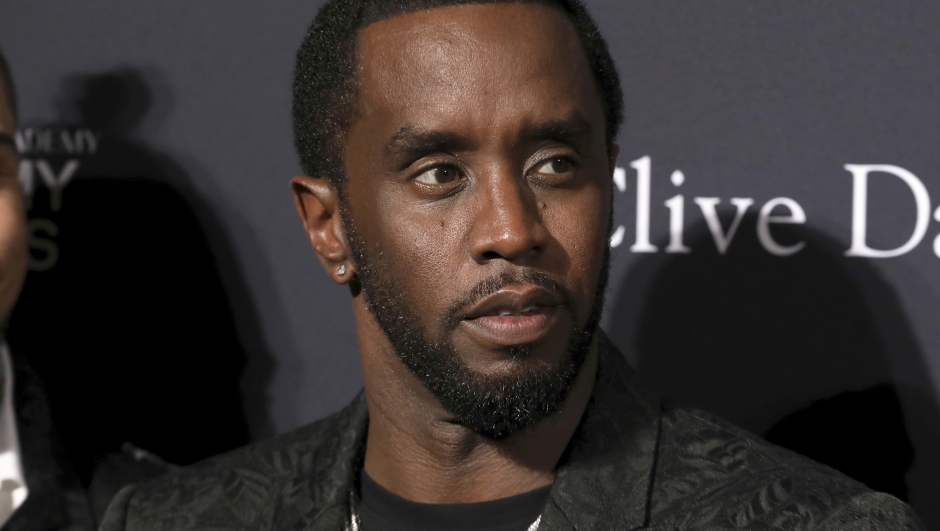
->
[479,243,540,263]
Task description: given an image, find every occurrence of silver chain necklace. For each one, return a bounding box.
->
[345,492,541,531]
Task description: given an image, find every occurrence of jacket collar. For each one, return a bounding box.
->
[304,333,661,531]
[295,391,368,531]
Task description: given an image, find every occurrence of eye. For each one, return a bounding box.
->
[415,165,462,185]
[533,157,574,175]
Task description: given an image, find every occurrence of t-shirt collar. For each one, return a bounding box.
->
[301,332,662,531]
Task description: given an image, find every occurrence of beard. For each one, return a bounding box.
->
[343,205,609,440]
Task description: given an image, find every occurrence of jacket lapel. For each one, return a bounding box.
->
[287,392,368,531]
[544,334,662,531]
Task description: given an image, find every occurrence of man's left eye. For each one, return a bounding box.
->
[534,157,574,175]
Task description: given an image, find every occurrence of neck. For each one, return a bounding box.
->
[357,304,598,504]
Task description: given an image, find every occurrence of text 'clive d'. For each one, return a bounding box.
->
[612,156,940,259]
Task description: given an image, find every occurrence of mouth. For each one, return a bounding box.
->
[459,286,564,347]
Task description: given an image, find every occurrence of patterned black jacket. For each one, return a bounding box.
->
[100,336,922,530]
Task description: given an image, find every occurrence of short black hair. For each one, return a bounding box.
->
[0,46,17,123]
[293,0,623,192]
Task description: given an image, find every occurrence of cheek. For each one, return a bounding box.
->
[0,188,28,318]
[370,200,465,308]
[0,189,28,263]
[542,186,610,301]
[345,177,459,319]
[393,218,455,278]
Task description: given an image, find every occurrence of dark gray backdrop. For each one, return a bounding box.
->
[2,0,938,525]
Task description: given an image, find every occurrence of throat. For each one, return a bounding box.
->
[363,409,556,504]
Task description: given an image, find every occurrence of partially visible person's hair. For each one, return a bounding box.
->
[0,47,18,123]
[293,0,623,194]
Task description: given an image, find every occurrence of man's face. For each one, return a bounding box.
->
[0,81,27,324]
[342,3,614,437]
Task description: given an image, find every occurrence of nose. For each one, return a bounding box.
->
[468,171,548,264]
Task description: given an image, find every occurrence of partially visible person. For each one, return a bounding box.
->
[0,46,169,531]
[6,68,255,494]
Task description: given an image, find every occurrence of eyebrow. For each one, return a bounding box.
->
[519,115,594,144]
[384,114,595,164]
[384,126,467,163]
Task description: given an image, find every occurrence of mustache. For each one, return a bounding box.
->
[442,269,573,329]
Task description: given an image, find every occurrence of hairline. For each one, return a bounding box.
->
[336,1,612,186]
[292,0,623,194]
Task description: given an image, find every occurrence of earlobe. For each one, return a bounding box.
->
[290,175,354,284]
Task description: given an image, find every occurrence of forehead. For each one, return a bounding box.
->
[353,3,600,137]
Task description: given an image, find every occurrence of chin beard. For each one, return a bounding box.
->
[343,206,609,440]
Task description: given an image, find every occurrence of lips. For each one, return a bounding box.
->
[460,286,564,347]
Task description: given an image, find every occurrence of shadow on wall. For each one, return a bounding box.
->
[607,215,940,517]
[7,68,275,485]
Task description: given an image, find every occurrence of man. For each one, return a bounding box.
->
[102,1,922,529]
[0,47,96,530]
[0,48,171,531]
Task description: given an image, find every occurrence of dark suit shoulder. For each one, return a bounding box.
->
[100,397,365,531]
[181,404,351,478]
[651,405,921,529]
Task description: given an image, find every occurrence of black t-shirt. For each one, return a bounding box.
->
[358,472,550,531]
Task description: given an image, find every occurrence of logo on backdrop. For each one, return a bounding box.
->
[611,156,940,259]
[15,127,98,271]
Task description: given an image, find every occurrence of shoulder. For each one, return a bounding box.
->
[656,405,860,492]
[99,398,363,531]
[651,405,922,529]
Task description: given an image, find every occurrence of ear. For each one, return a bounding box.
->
[291,175,353,284]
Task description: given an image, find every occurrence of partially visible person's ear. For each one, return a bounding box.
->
[291,175,354,284]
